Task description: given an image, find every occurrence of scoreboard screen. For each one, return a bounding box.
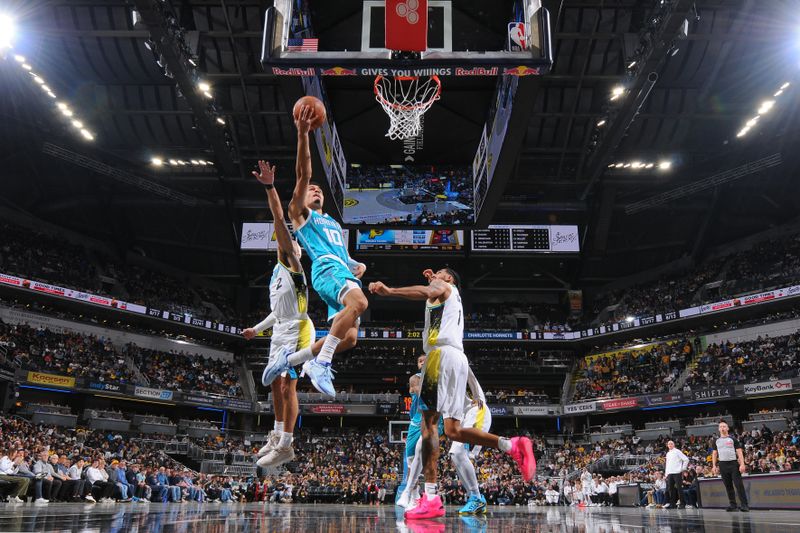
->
[471,225,580,253]
[356,229,464,251]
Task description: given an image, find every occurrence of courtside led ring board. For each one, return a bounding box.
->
[262,0,552,76]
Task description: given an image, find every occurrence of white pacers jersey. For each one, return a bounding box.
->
[269,261,312,344]
[423,284,464,354]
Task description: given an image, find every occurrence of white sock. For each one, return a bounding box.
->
[404,439,424,497]
[316,335,341,365]
[424,483,437,497]
[278,431,293,448]
[273,421,284,433]
[450,448,480,497]
[287,346,315,367]
[498,437,512,453]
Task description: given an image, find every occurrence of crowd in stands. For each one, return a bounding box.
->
[467,303,576,333]
[0,219,238,324]
[485,389,550,405]
[1,321,135,385]
[0,319,243,398]
[593,233,800,326]
[572,338,693,401]
[2,411,798,507]
[0,221,101,294]
[131,346,242,398]
[686,332,800,388]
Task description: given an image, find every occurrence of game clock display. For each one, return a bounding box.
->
[471,224,580,253]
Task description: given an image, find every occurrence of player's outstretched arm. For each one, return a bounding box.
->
[242,313,277,340]
[368,279,451,301]
[252,160,301,273]
[288,105,316,227]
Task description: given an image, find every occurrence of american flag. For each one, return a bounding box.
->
[287,38,319,52]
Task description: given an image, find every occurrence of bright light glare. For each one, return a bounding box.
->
[71,120,83,128]
[198,160,207,166]
[21,63,32,71]
[198,82,210,92]
[215,117,225,125]
[625,316,635,323]
[190,159,199,165]
[645,163,654,169]
[56,102,68,110]
[745,116,759,127]
[202,91,212,99]
[736,127,749,138]
[597,119,606,126]
[60,108,73,117]
[780,82,790,90]
[168,159,178,166]
[774,90,784,97]
[631,161,642,169]
[13,54,25,63]
[615,163,624,168]
[151,157,163,166]
[0,14,15,48]
[32,76,44,84]
[610,85,625,100]
[80,129,94,141]
[757,100,775,114]
[658,160,672,170]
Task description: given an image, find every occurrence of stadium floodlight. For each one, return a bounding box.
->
[215,117,225,125]
[645,163,654,169]
[168,159,178,166]
[71,120,83,128]
[658,160,672,170]
[736,127,750,138]
[13,54,24,63]
[614,163,624,168]
[198,160,207,166]
[610,85,625,100]
[0,14,15,49]
[151,157,163,166]
[631,161,643,169]
[596,119,606,127]
[198,82,211,92]
[45,91,56,98]
[774,89,784,97]
[780,82,790,90]
[79,129,94,141]
[757,100,775,114]
[190,159,199,165]
[625,316,635,323]
[21,63,32,71]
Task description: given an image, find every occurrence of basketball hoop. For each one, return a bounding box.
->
[374,75,441,141]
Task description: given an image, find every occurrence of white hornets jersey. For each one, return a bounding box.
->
[269,261,309,322]
[423,284,464,353]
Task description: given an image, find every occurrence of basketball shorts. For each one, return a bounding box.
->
[311,260,362,321]
[269,319,315,380]
[405,424,421,458]
[449,403,492,457]
[419,345,469,421]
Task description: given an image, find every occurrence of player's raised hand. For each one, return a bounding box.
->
[252,160,276,186]
[422,269,434,282]
[368,281,390,296]
[295,105,316,135]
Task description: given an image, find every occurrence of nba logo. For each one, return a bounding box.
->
[508,22,529,51]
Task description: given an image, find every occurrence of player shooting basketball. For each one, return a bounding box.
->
[369,268,535,519]
[261,103,368,398]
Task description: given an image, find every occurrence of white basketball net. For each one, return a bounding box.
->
[374,75,441,141]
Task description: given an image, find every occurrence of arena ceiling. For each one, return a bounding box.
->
[1,0,799,294]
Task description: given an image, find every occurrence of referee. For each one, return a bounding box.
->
[712,421,749,512]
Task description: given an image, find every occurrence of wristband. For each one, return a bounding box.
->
[264,184,274,190]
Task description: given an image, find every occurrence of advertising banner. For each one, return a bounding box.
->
[220,398,254,411]
[489,405,509,417]
[27,371,75,388]
[308,404,346,414]
[88,382,121,393]
[644,392,684,406]
[743,379,793,396]
[698,472,800,510]
[512,405,551,416]
[600,397,640,411]
[564,401,597,414]
[691,386,734,401]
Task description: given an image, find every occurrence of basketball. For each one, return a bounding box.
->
[293,96,326,130]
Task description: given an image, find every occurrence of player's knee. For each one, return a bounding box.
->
[347,290,368,315]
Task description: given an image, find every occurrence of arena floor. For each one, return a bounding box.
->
[0,502,797,533]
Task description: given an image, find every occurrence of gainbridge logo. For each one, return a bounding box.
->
[344,198,359,208]
[368,229,385,239]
